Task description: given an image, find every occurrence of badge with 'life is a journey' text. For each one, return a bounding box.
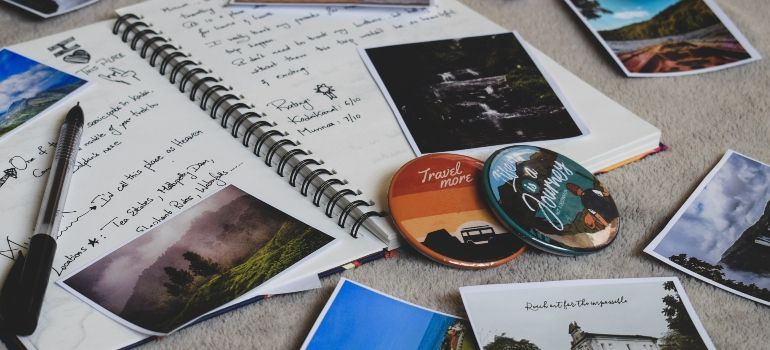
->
[482,146,620,256]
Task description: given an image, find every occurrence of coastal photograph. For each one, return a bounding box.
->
[460,278,714,350]
[0,49,87,141]
[363,32,586,155]
[566,0,759,75]
[303,279,477,350]
[61,185,335,334]
[646,151,770,306]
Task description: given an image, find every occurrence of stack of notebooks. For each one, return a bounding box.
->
[0,0,660,348]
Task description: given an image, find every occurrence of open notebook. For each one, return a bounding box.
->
[0,0,660,348]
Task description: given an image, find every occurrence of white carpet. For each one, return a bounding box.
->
[1,0,769,348]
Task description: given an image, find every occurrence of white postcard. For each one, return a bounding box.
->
[460,277,715,350]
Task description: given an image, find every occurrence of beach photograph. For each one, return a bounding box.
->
[363,32,586,155]
[303,279,477,350]
[646,151,770,306]
[461,278,714,350]
[61,185,335,334]
[0,49,86,140]
[566,0,759,75]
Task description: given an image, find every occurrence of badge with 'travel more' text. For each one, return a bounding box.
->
[388,153,525,269]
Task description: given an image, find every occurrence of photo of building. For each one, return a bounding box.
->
[569,321,659,350]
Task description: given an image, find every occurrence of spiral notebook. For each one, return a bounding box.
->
[0,0,660,349]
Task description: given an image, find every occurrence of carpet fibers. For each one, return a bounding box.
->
[1,0,768,349]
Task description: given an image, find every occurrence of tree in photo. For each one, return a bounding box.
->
[569,0,612,19]
[658,281,707,350]
[183,251,222,277]
[163,267,193,297]
[484,333,541,350]
[669,254,770,301]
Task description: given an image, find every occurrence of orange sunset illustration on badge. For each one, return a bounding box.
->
[388,154,525,269]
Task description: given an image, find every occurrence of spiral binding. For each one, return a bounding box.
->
[114,14,384,239]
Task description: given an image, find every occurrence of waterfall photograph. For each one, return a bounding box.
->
[363,32,587,155]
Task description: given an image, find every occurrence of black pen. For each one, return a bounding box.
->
[0,103,83,335]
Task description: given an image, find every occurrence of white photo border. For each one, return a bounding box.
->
[562,0,761,78]
[359,32,590,157]
[644,150,770,307]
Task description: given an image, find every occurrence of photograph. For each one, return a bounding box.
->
[362,32,587,155]
[230,0,430,6]
[565,0,760,76]
[460,278,714,350]
[60,185,335,335]
[3,0,101,18]
[302,279,478,350]
[0,49,87,140]
[645,151,770,306]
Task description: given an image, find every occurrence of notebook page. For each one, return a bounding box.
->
[117,0,506,213]
[2,20,384,350]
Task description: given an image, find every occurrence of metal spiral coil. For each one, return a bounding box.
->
[113,13,383,238]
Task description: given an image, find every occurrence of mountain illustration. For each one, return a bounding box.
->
[0,81,86,137]
[598,0,720,41]
[719,200,770,275]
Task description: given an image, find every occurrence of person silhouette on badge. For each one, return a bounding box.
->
[566,183,617,231]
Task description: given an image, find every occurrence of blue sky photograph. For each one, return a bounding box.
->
[0,49,85,123]
[653,152,770,288]
[585,0,681,31]
[306,280,462,350]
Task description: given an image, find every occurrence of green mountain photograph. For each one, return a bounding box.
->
[0,49,87,138]
[63,185,335,334]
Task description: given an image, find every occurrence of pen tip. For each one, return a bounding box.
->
[65,103,84,128]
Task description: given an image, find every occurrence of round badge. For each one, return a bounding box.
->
[388,153,526,269]
[482,145,620,256]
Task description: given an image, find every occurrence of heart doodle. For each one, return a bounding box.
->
[63,49,90,64]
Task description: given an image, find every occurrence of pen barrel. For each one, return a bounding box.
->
[32,122,82,238]
[15,234,57,335]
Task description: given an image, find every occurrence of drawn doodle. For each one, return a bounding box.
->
[87,238,99,247]
[47,37,80,58]
[314,83,337,100]
[58,205,98,237]
[63,49,91,64]
[0,168,18,189]
[0,236,28,261]
[98,67,141,85]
